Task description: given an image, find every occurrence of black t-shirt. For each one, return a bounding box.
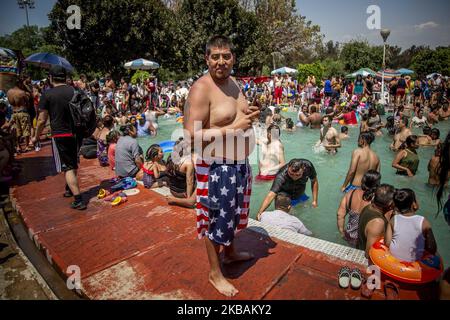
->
[38,85,74,135]
[270,160,317,199]
[397,78,406,89]
[365,80,373,93]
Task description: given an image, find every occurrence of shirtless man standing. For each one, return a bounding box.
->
[306,105,322,129]
[7,76,33,153]
[317,115,341,154]
[390,116,412,151]
[341,132,380,193]
[184,35,260,297]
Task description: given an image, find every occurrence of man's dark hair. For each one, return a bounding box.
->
[341,126,348,133]
[310,105,317,113]
[400,116,409,127]
[206,35,234,56]
[373,184,395,211]
[431,128,440,138]
[288,159,306,173]
[422,126,431,135]
[275,193,291,210]
[394,188,416,213]
[359,132,375,146]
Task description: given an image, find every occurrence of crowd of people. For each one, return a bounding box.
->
[0,35,449,298]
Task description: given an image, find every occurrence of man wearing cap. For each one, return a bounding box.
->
[257,159,319,221]
[32,65,86,210]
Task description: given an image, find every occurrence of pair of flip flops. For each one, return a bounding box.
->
[338,266,363,290]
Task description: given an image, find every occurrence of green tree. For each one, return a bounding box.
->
[47,0,174,78]
[411,46,450,77]
[340,40,383,73]
[321,58,345,79]
[172,0,260,75]
[297,62,324,83]
[0,26,60,57]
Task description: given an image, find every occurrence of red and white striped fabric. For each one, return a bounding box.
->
[195,159,252,239]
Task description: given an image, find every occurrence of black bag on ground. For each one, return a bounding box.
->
[69,89,97,138]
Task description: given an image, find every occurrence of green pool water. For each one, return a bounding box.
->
[138,113,450,268]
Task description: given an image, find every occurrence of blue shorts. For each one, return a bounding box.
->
[291,194,310,207]
[343,184,360,193]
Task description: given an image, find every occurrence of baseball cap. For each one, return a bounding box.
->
[49,65,68,78]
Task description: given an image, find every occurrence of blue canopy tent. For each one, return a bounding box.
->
[397,68,415,75]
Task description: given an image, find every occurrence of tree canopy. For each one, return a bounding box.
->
[1,0,448,80]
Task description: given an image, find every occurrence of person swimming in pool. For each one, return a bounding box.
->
[256,159,319,221]
[315,115,341,154]
[341,132,380,193]
[256,124,286,180]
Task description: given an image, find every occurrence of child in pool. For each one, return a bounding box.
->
[385,188,437,262]
[141,144,168,188]
[339,126,349,140]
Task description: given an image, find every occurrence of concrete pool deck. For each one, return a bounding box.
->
[8,141,438,300]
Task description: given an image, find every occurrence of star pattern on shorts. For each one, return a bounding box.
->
[211,173,220,182]
[220,186,229,196]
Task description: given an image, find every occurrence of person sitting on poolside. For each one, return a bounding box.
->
[341,132,380,193]
[385,188,437,262]
[165,138,196,208]
[337,170,381,247]
[256,159,319,221]
[257,124,286,180]
[139,144,169,188]
[339,126,349,140]
[115,124,143,178]
[358,184,395,258]
[259,193,313,236]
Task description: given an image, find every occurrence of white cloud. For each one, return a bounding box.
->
[415,21,439,30]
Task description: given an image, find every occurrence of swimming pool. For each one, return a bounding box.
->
[138,112,450,268]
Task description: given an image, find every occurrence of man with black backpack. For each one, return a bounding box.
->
[32,65,91,210]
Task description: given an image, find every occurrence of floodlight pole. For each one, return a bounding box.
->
[380,29,390,104]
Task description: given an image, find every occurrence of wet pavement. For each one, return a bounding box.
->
[6,141,438,300]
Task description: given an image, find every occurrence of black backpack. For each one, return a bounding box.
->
[69,88,97,138]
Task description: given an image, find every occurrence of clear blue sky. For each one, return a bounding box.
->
[1,0,449,49]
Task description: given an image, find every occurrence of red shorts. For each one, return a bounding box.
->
[274,87,283,99]
[396,88,405,97]
[256,174,276,181]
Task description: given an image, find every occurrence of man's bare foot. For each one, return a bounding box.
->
[223,251,254,264]
[209,272,239,297]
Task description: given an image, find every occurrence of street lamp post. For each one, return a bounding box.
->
[17,0,35,28]
[380,29,390,104]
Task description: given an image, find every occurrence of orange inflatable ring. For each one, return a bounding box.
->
[176,116,184,124]
[339,119,345,125]
[369,239,443,284]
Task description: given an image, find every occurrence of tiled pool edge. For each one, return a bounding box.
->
[247,219,369,266]
[151,186,369,266]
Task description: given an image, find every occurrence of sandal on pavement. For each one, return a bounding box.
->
[384,280,400,300]
[338,266,351,289]
[350,268,363,290]
[111,196,127,206]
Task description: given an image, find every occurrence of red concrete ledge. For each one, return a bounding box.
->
[9,144,433,300]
